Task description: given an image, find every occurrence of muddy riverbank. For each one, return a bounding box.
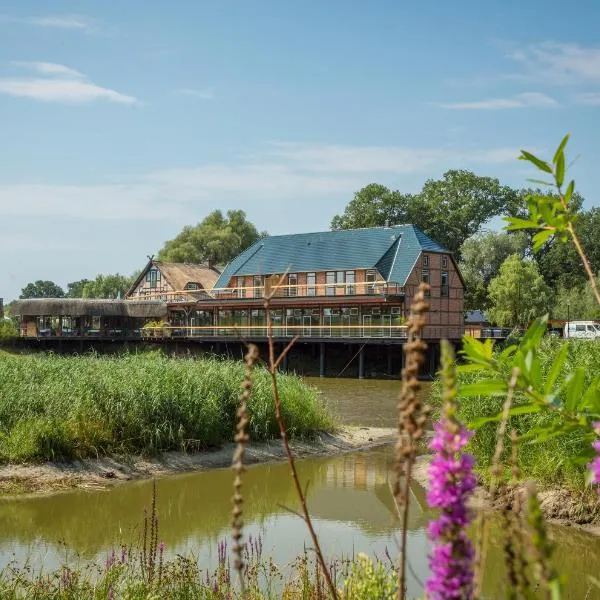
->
[0,426,395,496]
[412,456,600,536]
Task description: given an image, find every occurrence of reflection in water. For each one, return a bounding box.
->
[0,379,598,598]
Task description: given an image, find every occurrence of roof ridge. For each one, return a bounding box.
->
[258,224,412,240]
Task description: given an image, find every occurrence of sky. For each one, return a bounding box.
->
[1,0,600,300]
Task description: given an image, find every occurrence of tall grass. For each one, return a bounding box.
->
[434,337,600,488]
[0,352,333,462]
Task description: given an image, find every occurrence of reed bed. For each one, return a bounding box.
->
[0,352,332,462]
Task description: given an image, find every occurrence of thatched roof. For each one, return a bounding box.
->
[127,260,220,296]
[12,299,167,318]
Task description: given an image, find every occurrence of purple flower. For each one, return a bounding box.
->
[589,422,600,496]
[425,420,476,600]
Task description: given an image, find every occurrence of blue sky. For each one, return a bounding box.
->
[1,0,600,300]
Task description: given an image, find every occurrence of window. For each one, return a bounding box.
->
[237,276,246,298]
[326,272,336,296]
[287,273,298,297]
[441,272,449,297]
[185,282,200,290]
[422,269,431,296]
[423,255,429,267]
[588,325,596,332]
[253,276,263,299]
[576,324,585,332]
[345,271,355,295]
[366,270,376,294]
[146,268,160,289]
[307,273,316,296]
[441,255,448,269]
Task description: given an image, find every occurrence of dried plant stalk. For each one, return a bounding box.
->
[393,282,430,600]
[263,292,338,600]
[474,366,519,597]
[231,343,259,594]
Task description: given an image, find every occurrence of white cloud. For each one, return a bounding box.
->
[0,142,523,222]
[0,62,138,105]
[574,92,600,106]
[175,88,215,100]
[438,92,558,110]
[0,14,97,31]
[505,42,600,85]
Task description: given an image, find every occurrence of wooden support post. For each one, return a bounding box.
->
[387,345,393,376]
[319,342,326,377]
[358,345,365,379]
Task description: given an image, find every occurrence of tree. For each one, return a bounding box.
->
[330,184,417,230]
[330,171,520,256]
[487,254,550,327]
[82,274,135,299]
[158,210,266,265]
[20,280,64,299]
[459,231,529,310]
[535,207,600,291]
[66,279,91,298]
[552,279,600,321]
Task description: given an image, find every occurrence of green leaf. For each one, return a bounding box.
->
[460,379,507,397]
[526,178,555,187]
[580,375,600,412]
[565,367,585,412]
[543,343,569,394]
[532,229,554,252]
[563,180,575,206]
[461,335,495,366]
[469,403,541,428]
[555,151,565,188]
[504,216,539,231]
[553,133,570,164]
[519,150,553,174]
[520,316,548,349]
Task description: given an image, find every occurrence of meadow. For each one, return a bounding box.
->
[0,351,333,462]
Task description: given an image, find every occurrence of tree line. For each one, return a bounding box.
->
[13,172,599,326]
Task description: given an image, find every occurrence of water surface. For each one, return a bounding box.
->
[0,378,597,599]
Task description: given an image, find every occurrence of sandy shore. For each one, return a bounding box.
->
[0,426,396,497]
[412,455,600,536]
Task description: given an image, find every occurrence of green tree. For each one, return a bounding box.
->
[19,280,64,299]
[331,171,520,256]
[158,210,266,265]
[330,184,417,230]
[487,254,550,327]
[459,231,529,310]
[535,207,600,291]
[66,279,91,298]
[552,279,600,320]
[82,274,135,299]
[0,318,16,341]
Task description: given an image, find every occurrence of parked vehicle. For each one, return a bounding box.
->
[563,321,600,339]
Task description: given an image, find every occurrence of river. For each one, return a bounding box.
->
[0,378,598,598]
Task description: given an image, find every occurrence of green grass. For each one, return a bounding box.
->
[0,352,333,462]
[433,337,600,489]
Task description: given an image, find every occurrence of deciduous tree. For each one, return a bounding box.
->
[81,274,135,299]
[19,280,65,299]
[158,210,266,265]
[487,254,550,327]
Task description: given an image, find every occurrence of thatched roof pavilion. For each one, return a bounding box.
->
[12,299,167,319]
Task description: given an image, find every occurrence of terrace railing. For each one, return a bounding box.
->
[127,281,405,303]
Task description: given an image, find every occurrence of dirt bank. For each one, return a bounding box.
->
[412,456,600,536]
[0,426,395,497]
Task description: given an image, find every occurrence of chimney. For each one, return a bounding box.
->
[207,259,214,269]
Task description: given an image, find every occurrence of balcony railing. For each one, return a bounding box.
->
[128,281,405,303]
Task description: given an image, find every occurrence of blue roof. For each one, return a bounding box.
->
[215,225,447,288]
[465,310,489,324]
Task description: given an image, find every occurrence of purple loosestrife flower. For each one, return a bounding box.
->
[426,341,476,600]
[589,422,600,495]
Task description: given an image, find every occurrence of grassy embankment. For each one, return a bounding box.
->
[436,337,600,489]
[0,352,333,462]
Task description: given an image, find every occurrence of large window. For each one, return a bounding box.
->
[441,272,449,297]
[287,273,298,297]
[253,276,263,299]
[366,270,376,294]
[345,271,355,295]
[307,272,316,296]
[146,268,161,289]
[326,272,336,296]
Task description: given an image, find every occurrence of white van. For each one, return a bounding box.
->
[563,321,600,339]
